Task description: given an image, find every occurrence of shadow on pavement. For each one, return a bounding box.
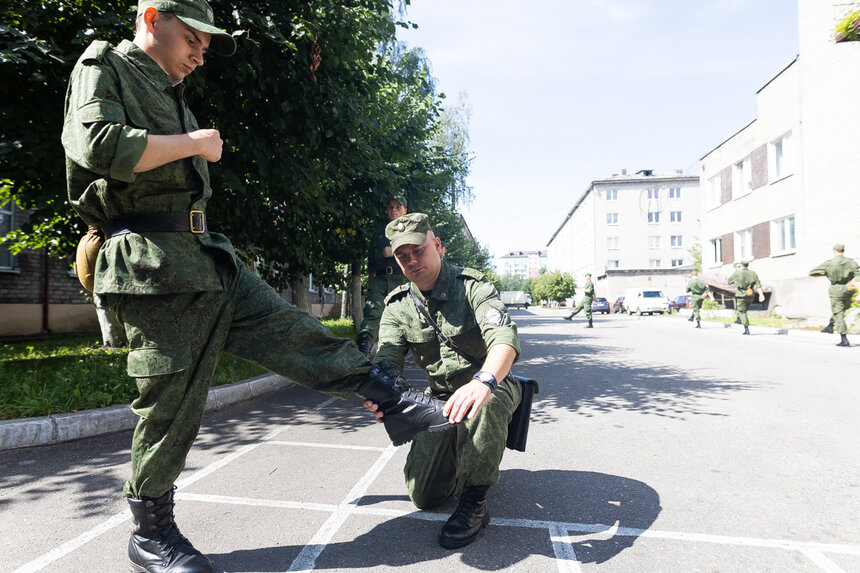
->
[208,468,659,571]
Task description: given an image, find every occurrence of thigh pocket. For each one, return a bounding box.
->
[127,346,191,378]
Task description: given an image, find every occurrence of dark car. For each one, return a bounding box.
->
[613,296,626,313]
[591,297,611,314]
[669,294,691,312]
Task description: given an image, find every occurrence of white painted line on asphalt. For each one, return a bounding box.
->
[800,549,849,573]
[177,492,340,514]
[549,524,582,573]
[264,440,386,452]
[288,444,399,571]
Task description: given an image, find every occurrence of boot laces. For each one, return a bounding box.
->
[452,488,485,522]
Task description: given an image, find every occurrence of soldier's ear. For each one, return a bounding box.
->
[142,7,159,30]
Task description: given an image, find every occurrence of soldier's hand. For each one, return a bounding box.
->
[362,399,384,423]
[189,129,223,162]
[758,294,765,302]
[443,380,492,424]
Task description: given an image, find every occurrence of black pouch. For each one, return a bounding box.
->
[506,376,539,452]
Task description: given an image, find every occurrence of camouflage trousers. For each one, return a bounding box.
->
[829,285,855,335]
[690,294,704,321]
[358,273,408,341]
[567,296,593,320]
[105,259,370,500]
[403,376,522,509]
[735,294,753,326]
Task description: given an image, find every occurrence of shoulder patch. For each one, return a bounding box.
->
[384,283,410,304]
[483,304,504,326]
[457,267,485,281]
[81,40,112,64]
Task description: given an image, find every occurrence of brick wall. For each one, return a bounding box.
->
[0,248,90,305]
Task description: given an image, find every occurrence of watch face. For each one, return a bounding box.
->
[478,371,494,383]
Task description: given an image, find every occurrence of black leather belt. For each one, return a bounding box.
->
[103,211,207,238]
[831,280,848,285]
[376,265,403,275]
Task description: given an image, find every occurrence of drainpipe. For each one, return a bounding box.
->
[42,247,51,333]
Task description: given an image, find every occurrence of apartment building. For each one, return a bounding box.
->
[496,250,548,279]
[699,0,860,321]
[547,170,701,302]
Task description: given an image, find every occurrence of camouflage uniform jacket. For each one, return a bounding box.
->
[375,260,521,399]
[582,280,595,298]
[686,278,709,296]
[808,255,860,284]
[727,269,761,297]
[62,39,236,295]
[368,222,398,274]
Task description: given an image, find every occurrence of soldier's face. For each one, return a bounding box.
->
[387,200,407,221]
[394,233,443,290]
[146,11,211,83]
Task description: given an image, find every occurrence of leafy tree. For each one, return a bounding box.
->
[531,271,575,305]
[496,274,526,291]
[688,240,702,274]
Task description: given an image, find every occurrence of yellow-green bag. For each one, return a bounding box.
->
[73,226,104,291]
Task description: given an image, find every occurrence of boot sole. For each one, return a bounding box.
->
[438,512,491,549]
[390,420,454,446]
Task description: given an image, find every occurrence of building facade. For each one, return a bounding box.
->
[496,250,548,279]
[699,0,860,322]
[547,170,701,303]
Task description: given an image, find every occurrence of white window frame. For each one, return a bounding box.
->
[735,228,753,261]
[769,131,792,182]
[606,189,618,201]
[606,212,618,225]
[708,174,721,209]
[607,236,619,250]
[647,187,660,199]
[771,215,796,255]
[709,238,723,266]
[648,259,661,268]
[606,260,620,269]
[734,156,752,198]
[648,235,661,248]
[0,200,18,271]
[671,259,684,267]
[670,235,683,248]
[670,211,682,223]
[669,187,681,199]
[648,211,660,224]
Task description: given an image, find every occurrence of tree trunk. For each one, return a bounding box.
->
[340,265,349,319]
[93,293,127,347]
[351,260,363,334]
[290,274,312,314]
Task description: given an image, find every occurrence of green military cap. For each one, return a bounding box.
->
[834,243,845,252]
[741,260,750,267]
[386,212,431,251]
[138,0,236,56]
[388,194,407,209]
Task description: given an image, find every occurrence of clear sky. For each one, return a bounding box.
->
[396,0,800,265]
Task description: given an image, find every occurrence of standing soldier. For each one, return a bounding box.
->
[727,261,765,335]
[686,272,711,328]
[61,5,451,571]
[356,194,409,358]
[809,243,859,347]
[563,273,595,327]
[364,213,522,549]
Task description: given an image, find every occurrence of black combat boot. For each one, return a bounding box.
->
[585,319,593,328]
[837,334,850,347]
[735,316,742,325]
[127,487,212,573]
[743,326,750,335]
[438,484,491,549]
[687,315,694,322]
[357,360,453,446]
[562,314,572,321]
[696,320,701,328]
[356,332,374,359]
[821,321,834,334]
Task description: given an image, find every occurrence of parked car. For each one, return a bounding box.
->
[591,297,611,314]
[613,296,627,313]
[669,294,691,312]
[624,288,670,315]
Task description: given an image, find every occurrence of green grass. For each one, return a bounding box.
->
[0,318,356,420]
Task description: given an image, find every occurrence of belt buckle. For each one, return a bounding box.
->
[386,266,394,275]
[189,210,206,234]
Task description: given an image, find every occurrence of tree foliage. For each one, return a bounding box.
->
[531,271,576,304]
[1,0,477,291]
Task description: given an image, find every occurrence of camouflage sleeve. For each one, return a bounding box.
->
[467,278,521,363]
[753,273,762,288]
[727,272,738,287]
[373,303,409,373]
[808,261,828,277]
[61,61,148,183]
[685,282,692,294]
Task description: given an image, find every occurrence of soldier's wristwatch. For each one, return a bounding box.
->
[472,370,497,392]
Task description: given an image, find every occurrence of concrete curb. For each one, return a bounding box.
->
[0,373,292,452]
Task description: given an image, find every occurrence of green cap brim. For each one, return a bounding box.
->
[176,15,236,56]
[391,232,428,252]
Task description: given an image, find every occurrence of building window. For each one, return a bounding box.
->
[772,215,796,253]
[671,259,684,267]
[710,238,723,265]
[670,211,682,223]
[734,156,752,198]
[735,228,753,261]
[606,189,618,201]
[607,260,620,269]
[649,259,661,268]
[607,236,619,250]
[669,187,681,198]
[648,236,660,248]
[647,187,660,199]
[606,212,618,225]
[769,131,792,181]
[648,211,660,224]
[671,235,683,247]
[0,200,17,271]
[708,174,721,208]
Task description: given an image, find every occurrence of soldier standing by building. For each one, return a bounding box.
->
[563,272,594,327]
[62,4,451,571]
[809,243,859,347]
[727,261,764,335]
[686,272,711,328]
[363,213,522,549]
[356,194,409,358]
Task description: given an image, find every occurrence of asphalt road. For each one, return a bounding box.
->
[2,309,859,572]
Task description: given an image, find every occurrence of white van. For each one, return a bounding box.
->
[624,288,670,315]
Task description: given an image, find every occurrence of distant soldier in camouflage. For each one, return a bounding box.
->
[686,272,711,328]
[727,261,764,335]
[563,273,595,327]
[809,243,859,347]
[364,213,522,549]
[356,194,409,358]
[62,3,450,571]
